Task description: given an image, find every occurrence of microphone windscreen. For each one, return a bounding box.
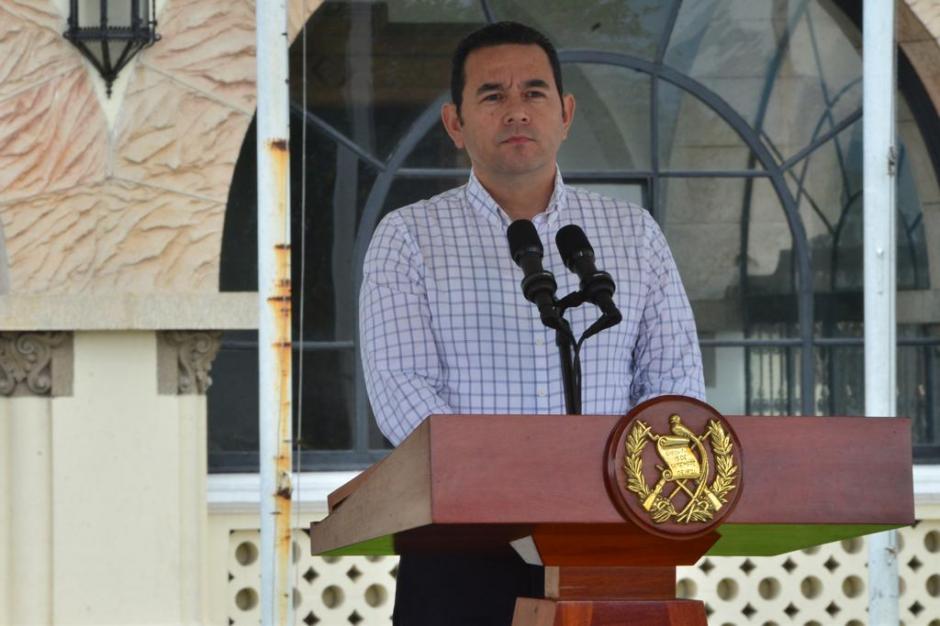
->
[507,219,542,263]
[555,224,594,267]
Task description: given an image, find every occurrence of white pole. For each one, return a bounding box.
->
[863,1,899,624]
[256,0,293,624]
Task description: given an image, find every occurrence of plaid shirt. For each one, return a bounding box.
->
[360,170,705,445]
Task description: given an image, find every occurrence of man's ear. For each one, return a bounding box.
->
[441,102,465,149]
[561,93,576,139]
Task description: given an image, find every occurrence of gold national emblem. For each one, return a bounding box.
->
[623,413,738,524]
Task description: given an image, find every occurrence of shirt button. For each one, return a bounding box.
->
[535,336,545,346]
[537,387,547,397]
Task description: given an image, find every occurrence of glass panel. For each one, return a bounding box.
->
[794,117,930,298]
[900,326,940,450]
[666,0,862,160]
[793,118,862,296]
[78,0,102,25]
[574,183,644,207]
[661,176,742,299]
[558,64,651,171]
[657,80,761,171]
[700,340,749,414]
[487,0,679,61]
[404,119,472,168]
[896,91,932,291]
[292,0,485,162]
[916,338,940,448]
[813,340,864,416]
[743,178,797,309]
[898,92,940,212]
[107,0,132,26]
[900,338,928,445]
[302,153,377,342]
[897,142,930,290]
[748,342,800,415]
[760,2,862,162]
[208,331,259,456]
[665,0,798,121]
[296,350,357,450]
[207,335,360,459]
[85,40,105,70]
[661,176,743,330]
[660,178,797,334]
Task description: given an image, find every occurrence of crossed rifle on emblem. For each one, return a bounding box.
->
[642,414,724,515]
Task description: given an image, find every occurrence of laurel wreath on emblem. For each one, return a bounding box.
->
[624,418,737,524]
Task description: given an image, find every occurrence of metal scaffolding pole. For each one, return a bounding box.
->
[256,0,293,624]
[863,1,899,623]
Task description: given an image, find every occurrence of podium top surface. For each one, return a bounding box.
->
[311,411,913,559]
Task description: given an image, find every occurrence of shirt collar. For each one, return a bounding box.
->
[465,166,568,227]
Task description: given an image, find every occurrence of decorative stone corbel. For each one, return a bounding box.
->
[0,332,72,397]
[157,330,223,395]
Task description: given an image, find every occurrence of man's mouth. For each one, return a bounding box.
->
[503,135,533,145]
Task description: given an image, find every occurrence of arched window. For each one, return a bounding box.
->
[211,0,940,471]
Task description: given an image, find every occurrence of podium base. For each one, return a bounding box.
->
[512,598,708,626]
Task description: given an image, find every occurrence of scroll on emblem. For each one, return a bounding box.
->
[605,396,744,539]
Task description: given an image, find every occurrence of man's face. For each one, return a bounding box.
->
[442,44,575,185]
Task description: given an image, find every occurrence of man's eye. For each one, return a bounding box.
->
[483,93,502,102]
[526,91,546,99]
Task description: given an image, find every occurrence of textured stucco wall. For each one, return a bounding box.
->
[0,0,321,296]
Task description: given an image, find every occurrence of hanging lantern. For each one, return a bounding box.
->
[64,0,160,96]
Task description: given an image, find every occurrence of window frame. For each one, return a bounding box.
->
[211,0,940,472]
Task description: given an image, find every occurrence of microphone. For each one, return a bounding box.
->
[506,220,562,329]
[555,225,622,325]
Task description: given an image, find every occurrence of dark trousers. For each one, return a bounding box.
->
[392,548,544,626]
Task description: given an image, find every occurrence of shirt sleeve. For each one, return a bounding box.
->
[359,211,455,446]
[629,212,706,405]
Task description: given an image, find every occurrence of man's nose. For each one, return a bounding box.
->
[503,101,530,125]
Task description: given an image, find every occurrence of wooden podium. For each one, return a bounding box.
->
[310,397,914,625]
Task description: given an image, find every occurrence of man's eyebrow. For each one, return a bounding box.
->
[475,82,505,95]
[522,79,550,89]
[474,79,551,96]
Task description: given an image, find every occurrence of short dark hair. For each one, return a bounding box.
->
[450,21,564,115]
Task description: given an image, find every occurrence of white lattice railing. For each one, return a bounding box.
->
[677,522,940,625]
[226,522,940,625]
[228,530,397,625]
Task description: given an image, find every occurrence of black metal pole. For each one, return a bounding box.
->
[556,328,580,415]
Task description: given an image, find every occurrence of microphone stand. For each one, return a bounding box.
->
[555,320,580,415]
[553,290,622,416]
[554,292,585,416]
[505,220,621,416]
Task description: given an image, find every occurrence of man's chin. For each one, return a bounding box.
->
[495,160,552,178]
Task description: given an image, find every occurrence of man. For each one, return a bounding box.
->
[359,21,704,626]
